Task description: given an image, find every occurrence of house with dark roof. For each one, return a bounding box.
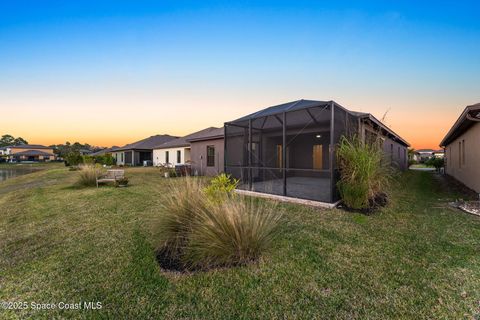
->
[112,135,177,166]
[187,127,224,176]
[90,146,120,157]
[412,149,445,162]
[152,127,222,168]
[440,102,480,193]
[224,99,409,205]
[413,149,435,162]
[2,144,55,162]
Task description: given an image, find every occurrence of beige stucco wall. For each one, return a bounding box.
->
[445,122,480,193]
[190,138,224,176]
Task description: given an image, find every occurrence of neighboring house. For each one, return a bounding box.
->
[2,144,55,162]
[224,99,409,204]
[112,135,177,166]
[79,149,93,156]
[414,149,435,162]
[433,149,445,158]
[90,146,119,157]
[152,127,221,168]
[440,103,480,193]
[187,127,224,176]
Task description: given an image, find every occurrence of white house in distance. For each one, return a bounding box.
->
[153,127,221,167]
[112,134,177,166]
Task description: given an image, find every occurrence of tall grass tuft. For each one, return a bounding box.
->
[154,178,208,263]
[336,135,393,209]
[154,177,282,270]
[77,164,102,187]
[185,197,281,269]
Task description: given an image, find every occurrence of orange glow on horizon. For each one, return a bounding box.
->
[2,97,468,150]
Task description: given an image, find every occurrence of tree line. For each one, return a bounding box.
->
[0,134,28,147]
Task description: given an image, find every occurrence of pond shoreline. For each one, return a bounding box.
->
[0,165,47,182]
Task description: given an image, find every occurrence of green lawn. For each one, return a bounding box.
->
[409,164,432,168]
[1,165,480,319]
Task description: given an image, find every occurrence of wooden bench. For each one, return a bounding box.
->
[96,169,125,188]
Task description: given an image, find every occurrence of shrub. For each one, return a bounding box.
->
[168,168,177,178]
[425,157,444,171]
[65,151,83,166]
[103,154,115,166]
[336,135,393,210]
[154,177,282,270]
[77,165,102,187]
[82,155,95,165]
[204,173,239,202]
[94,154,115,166]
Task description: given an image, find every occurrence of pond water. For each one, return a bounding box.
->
[0,166,42,182]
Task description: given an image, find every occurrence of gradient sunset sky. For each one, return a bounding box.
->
[1,1,479,149]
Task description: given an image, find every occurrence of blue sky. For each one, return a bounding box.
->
[0,1,479,147]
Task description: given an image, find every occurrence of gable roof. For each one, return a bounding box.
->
[415,149,435,153]
[113,135,178,152]
[186,127,224,142]
[14,150,54,156]
[90,146,120,156]
[154,127,222,149]
[8,144,51,149]
[226,99,409,147]
[440,103,480,147]
[232,99,330,122]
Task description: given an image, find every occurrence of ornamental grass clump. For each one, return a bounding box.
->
[154,177,208,265]
[77,164,102,187]
[154,177,282,271]
[336,135,393,210]
[185,196,281,269]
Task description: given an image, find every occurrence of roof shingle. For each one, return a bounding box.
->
[113,135,178,151]
[154,127,223,149]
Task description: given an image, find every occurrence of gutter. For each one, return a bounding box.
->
[440,104,480,147]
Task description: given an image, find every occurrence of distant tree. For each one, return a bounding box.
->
[13,137,28,145]
[0,135,15,147]
[0,134,28,147]
[65,151,83,166]
[50,141,99,159]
